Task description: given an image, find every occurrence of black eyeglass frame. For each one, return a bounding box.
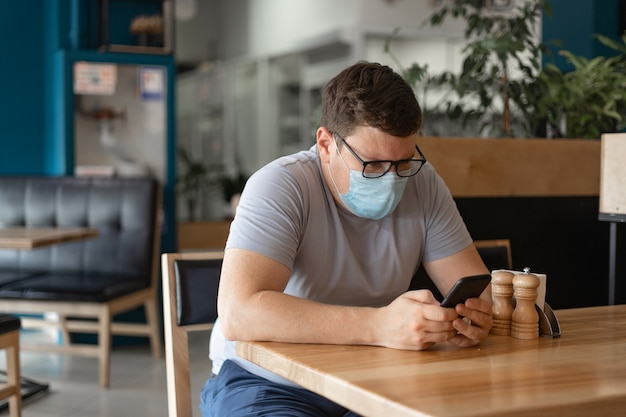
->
[333,133,428,178]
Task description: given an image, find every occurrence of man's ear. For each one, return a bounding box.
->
[316,127,334,163]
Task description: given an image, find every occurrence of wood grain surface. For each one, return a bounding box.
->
[0,227,99,249]
[238,305,626,417]
[418,137,600,197]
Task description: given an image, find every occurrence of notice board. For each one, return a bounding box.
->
[600,133,626,216]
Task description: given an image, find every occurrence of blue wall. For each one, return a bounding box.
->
[543,0,621,70]
[0,2,47,174]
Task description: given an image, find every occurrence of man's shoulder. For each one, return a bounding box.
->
[272,146,318,168]
[253,146,320,183]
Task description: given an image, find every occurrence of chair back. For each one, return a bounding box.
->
[409,239,513,298]
[0,176,158,281]
[162,251,223,417]
[474,239,512,270]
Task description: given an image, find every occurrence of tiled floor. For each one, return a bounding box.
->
[0,330,212,417]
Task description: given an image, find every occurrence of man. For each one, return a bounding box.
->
[201,61,492,417]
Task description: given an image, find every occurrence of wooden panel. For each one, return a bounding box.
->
[600,133,626,214]
[177,221,231,250]
[418,137,601,197]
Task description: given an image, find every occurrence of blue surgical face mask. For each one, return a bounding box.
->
[329,144,409,220]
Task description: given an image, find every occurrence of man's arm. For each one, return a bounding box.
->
[423,243,493,346]
[217,247,461,350]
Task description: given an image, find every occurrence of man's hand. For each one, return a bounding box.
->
[446,297,493,347]
[375,290,460,351]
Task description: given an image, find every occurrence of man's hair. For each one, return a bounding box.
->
[320,61,422,138]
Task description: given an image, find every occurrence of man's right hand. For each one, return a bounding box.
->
[374,290,459,350]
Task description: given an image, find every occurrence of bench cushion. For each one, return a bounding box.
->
[0,314,20,333]
[0,273,150,302]
[0,270,44,287]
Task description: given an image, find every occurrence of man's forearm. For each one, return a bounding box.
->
[219,290,380,345]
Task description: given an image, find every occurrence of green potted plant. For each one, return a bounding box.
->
[218,171,248,218]
[176,147,212,221]
[530,33,626,139]
[387,0,548,138]
[386,0,626,140]
[217,171,247,203]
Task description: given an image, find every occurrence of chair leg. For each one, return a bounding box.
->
[97,308,112,388]
[5,331,22,417]
[145,296,163,359]
[58,314,72,346]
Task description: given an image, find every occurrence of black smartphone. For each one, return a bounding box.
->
[440,274,491,308]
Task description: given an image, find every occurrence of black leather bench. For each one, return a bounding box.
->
[0,176,163,388]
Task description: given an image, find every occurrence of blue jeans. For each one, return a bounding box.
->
[200,360,362,417]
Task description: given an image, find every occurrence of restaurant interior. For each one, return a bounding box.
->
[1,1,626,416]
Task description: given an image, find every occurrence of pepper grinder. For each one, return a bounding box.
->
[490,270,515,336]
[511,267,540,339]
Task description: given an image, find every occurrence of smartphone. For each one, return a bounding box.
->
[440,274,491,308]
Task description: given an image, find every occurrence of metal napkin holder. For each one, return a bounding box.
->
[537,302,561,338]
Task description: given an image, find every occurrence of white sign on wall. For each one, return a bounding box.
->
[600,133,626,215]
[74,62,117,95]
[139,66,165,100]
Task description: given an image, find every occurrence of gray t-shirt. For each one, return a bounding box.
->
[209,145,472,384]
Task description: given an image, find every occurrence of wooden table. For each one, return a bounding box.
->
[0,226,99,404]
[237,305,626,417]
[0,227,99,250]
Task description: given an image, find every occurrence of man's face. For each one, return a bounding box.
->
[318,125,418,202]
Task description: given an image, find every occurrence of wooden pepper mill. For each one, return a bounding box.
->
[511,268,540,339]
[490,271,515,336]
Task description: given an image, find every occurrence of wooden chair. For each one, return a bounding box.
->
[409,239,513,297]
[474,239,513,270]
[161,251,224,417]
[0,314,21,417]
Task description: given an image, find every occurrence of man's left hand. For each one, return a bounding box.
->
[447,297,492,347]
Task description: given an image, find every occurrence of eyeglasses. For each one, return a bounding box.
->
[334,133,427,179]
